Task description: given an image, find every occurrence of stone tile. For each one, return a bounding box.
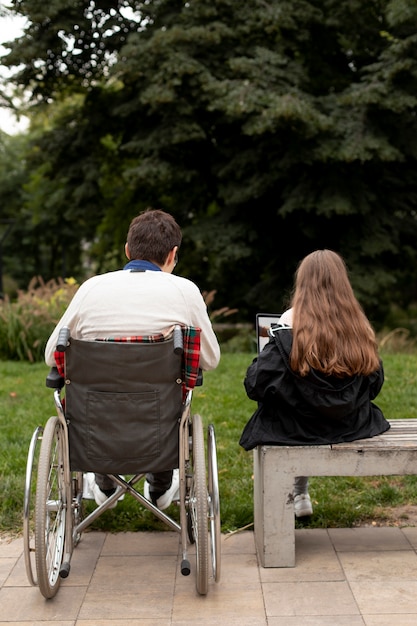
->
[213,552,260,585]
[101,530,180,556]
[363,615,417,626]
[173,550,261,601]
[350,580,417,614]
[259,529,344,583]
[79,587,175,620]
[0,536,24,558]
[221,530,257,555]
[5,530,417,624]
[77,530,107,552]
[173,619,266,625]
[0,558,16,586]
[294,529,335,555]
[173,537,262,616]
[0,586,84,621]
[88,554,178,590]
[268,618,364,626]
[328,527,411,552]
[180,554,260,591]
[78,622,169,626]
[174,572,216,597]
[59,531,106,586]
[0,623,74,626]
[263,581,360,617]
[400,526,417,549]
[3,552,31,587]
[79,553,178,619]
[172,582,266,621]
[81,568,179,621]
[339,550,417,582]
[4,531,106,589]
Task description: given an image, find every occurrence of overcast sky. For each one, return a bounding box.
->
[0,9,29,134]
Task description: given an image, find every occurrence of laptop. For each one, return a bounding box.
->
[256,313,282,353]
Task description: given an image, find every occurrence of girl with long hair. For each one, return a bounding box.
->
[240,250,389,517]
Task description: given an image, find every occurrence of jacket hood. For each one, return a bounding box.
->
[273,328,371,420]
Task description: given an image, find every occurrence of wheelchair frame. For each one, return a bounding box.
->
[24,328,221,598]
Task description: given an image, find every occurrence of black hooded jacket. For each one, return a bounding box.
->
[239,327,390,451]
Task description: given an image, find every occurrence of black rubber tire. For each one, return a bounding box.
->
[23,425,43,586]
[35,416,67,598]
[190,413,209,595]
[208,423,221,582]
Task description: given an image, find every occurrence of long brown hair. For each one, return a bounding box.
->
[289,250,380,377]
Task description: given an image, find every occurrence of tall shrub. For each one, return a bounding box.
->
[0,276,78,362]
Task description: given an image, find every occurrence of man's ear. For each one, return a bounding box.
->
[161,246,178,272]
[125,243,131,260]
[168,246,178,266]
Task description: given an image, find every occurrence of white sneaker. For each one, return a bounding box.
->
[294,493,313,518]
[144,469,180,510]
[82,473,96,500]
[84,473,125,509]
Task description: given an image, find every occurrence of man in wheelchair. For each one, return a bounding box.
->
[45,208,220,510]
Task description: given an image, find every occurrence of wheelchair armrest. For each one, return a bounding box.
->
[196,368,203,386]
[46,366,65,390]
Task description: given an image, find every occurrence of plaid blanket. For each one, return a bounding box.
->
[54,326,201,394]
[54,350,65,377]
[180,326,201,391]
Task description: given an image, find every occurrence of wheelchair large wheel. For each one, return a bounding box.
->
[35,415,68,599]
[23,425,43,586]
[208,424,221,583]
[190,413,209,595]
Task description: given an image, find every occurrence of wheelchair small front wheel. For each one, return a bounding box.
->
[190,413,209,595]
[35,415,68,598]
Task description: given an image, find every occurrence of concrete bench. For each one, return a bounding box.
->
[253,418,417,567]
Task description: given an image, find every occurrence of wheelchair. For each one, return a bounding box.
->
[23,325,221,598]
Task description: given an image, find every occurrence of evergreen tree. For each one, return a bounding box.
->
[2,0,417,323]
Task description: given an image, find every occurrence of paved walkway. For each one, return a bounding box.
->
[2,527,417,624]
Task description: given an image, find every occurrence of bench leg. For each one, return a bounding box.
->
[253,447,296,567]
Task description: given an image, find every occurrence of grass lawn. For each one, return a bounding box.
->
[1,350,417,536]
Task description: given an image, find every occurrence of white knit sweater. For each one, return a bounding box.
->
[45,269,220,370]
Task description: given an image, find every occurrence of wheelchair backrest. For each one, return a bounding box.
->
[63,336,184,474]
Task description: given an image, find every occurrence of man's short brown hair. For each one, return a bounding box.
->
[126,209,182,266]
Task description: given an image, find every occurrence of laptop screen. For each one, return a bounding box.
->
[256,313,282,353]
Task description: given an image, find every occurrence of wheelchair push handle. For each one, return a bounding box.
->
[173,324,183,355]
[56,326,70,352]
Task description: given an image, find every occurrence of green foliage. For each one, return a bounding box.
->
[0,361,52,533]
[0,276,78,361]
[2,349,417,536]
[1,1,417,324]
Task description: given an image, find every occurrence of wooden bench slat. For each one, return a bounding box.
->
[333,419,417,449]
